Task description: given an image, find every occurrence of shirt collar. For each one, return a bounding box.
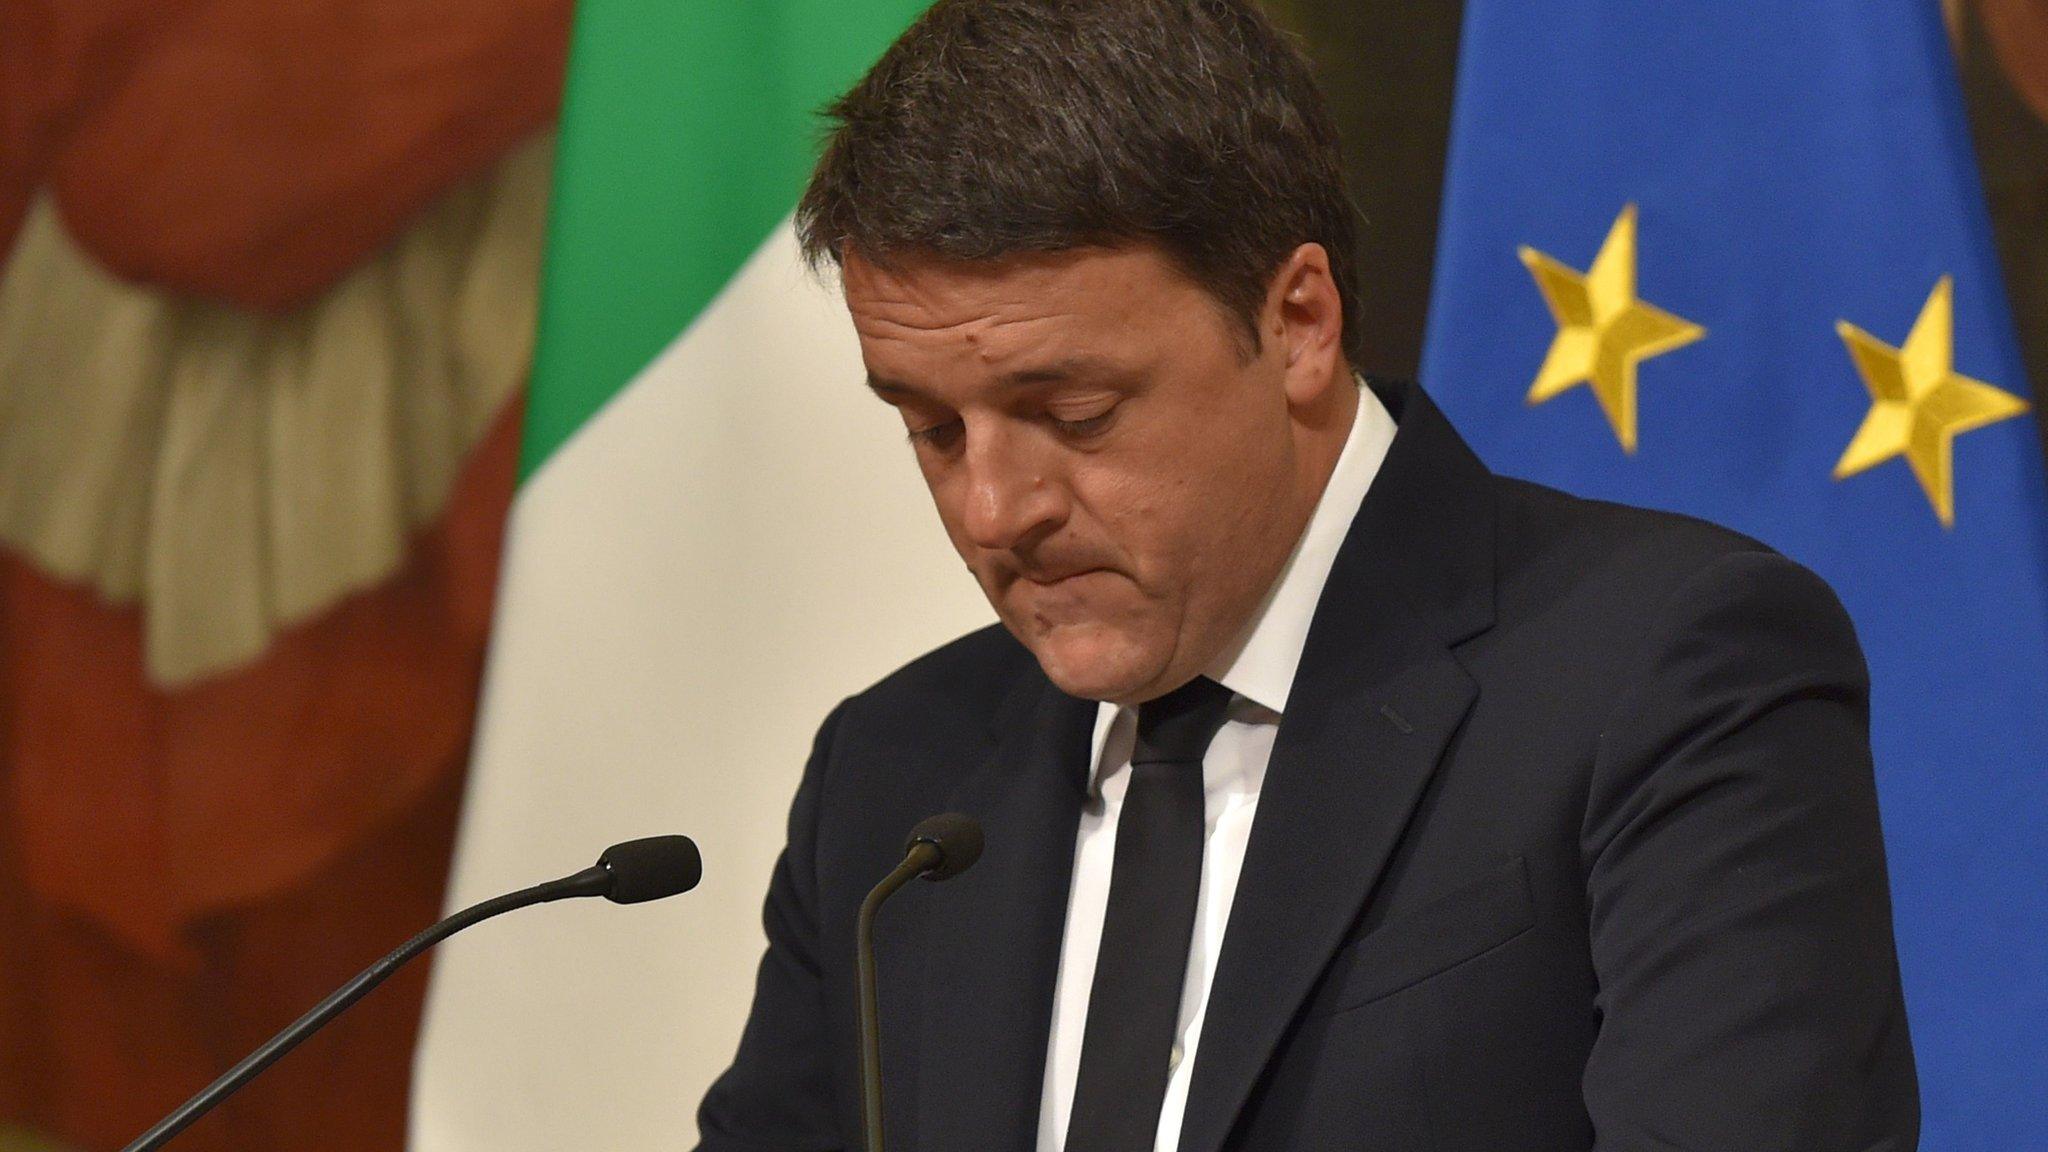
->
[1084,377,1398,779]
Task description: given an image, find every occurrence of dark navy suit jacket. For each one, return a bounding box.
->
[695,379,1918,1152]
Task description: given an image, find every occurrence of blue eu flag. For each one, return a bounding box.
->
[1420,3,2048,1145]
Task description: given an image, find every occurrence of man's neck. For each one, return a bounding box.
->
[1198,372,1389,714]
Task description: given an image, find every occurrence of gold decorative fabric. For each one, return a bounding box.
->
[0,133,550,685]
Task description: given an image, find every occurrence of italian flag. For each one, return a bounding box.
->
[407,4,993,1147]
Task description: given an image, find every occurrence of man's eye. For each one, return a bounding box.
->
[907,419,964,451]
[1050,406,1119,438]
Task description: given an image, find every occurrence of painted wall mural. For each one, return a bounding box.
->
[0,2,569,1148]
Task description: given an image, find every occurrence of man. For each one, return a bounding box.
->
[696,1,1918,1149]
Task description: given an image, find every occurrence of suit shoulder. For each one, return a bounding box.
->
[1485,476,1856,665]
[1492,475,1798,588]
[809,624,1038,852]
[1467,478,1865,770]
[844,622,1037,722]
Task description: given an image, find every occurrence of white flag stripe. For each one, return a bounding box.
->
[410,222,994,1150]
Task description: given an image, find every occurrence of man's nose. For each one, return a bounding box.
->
[959,426,1067,552]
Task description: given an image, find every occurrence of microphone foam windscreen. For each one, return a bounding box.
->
[906,813,984,882]
[597,835,704,904]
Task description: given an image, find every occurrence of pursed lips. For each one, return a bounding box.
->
[976,562,1124,612]
[1009,568,1122,616]
[1023,568,1102,586]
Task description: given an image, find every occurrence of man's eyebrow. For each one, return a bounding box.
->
[997,355,1121,385]
[865,374,918,399]
[865,356,1122,398]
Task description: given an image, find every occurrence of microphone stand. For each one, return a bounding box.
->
[856,841,941,1152]
[121,865,612,1152]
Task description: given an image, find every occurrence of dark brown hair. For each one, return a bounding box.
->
[796,0,1364,363]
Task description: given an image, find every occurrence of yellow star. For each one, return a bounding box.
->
[1519,203,1705,453]
[1834,276,2029,528]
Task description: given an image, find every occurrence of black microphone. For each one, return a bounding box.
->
[858,813,984,1152]
[121,835,703,1152]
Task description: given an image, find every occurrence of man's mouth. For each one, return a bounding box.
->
[1022,568,1102,587]
[1009,568,1125,624]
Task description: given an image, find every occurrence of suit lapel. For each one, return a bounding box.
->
[1177,380,1498,1152]
[915,677,1096,1152]
[1174,637,1474,1152]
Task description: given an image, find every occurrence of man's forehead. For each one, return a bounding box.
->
[864,352,1132,398]
[847,248,1201,383]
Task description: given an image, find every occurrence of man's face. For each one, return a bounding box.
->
[844,244,1344,705]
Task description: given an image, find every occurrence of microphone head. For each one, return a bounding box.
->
[596,835,703,904]
[905,813,984,882]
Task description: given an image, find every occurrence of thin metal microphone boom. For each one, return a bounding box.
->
[858,843,940,1152]
[857,813,984,1152]
[120,835,701,1152]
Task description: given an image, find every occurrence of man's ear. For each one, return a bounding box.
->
[1265,243,1347,406]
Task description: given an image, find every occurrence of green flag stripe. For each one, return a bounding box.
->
[521,0,928,479]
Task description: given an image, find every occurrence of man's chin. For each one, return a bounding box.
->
[1015,623,1168,704]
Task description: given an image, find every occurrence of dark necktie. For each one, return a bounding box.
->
[1064,676,1236,1152]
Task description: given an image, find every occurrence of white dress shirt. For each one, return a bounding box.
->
[1035,382,1399,1152]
